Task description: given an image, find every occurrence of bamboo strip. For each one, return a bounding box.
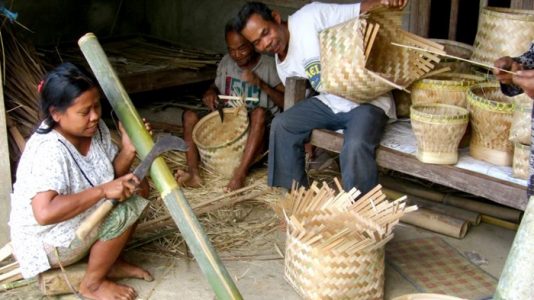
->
[401,208,469,238]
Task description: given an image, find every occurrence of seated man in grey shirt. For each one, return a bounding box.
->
[176,18,284,191]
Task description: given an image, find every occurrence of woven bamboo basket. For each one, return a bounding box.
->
[509,94,533,145]
[411,73,486,108]
[430,39,474,73]
[319,12,444,102]
[513,142,530,180]
[471,7,534,66]
[411,104,469,164]
[192,106,249,177]
[467,82,514,166]
[279,181,416,300]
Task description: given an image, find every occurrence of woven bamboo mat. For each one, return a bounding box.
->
[386,237,497,300]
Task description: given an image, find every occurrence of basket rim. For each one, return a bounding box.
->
[467,82,514,113]
[414,73,486,89]
[411,103,469,123]
[482,6,534,21]
[192,108,249,150]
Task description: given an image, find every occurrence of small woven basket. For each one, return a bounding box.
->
[513,142,530,180]
[319,11,444,102]
[411,104,469,164]
[509,94,533,145]
[430,39,474,73]
[192,106,249,177]
[467,82,514,166]
[279,181,416,300]
[411,73,486,108]
[471,7,534,66]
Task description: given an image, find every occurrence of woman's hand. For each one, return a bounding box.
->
[513,69,534,99]
[118,119,152,153]
[494,56,523,85]
[102,173,139,201]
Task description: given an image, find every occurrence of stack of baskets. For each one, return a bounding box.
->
[509,95,533,179]
[192,106,249,177]
[319,9,444,102]
[278,180,415,299]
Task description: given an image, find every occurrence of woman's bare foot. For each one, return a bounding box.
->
[79,279,137,300]
[175,169,203,188]
[225,172,246,192]
[107,258,153,281]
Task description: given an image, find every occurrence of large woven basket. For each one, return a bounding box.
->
[467,82,514,166]
[192,106,249,177]
[430,39,474,73]
[411,104,469,164]
[471,7,534,66]
[513,142,530,180]
[509,94,533,145]
[279,182,415,300]
[319,11,444,102]
[411,73,486,108]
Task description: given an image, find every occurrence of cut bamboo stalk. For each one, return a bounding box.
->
[0,268,22,284]
[78,33,242,300]
[401,208,469,239]
[480,215,519,231]
[0,242,13,262]
[0,262,19,275]
[0,278,36,292]
[38,263,86,296]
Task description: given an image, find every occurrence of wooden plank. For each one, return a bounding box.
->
[120,67,215,94]
[409,0,431,37]
[449,0,459,40]
[0,65,12,245]
[511,0,534,9]
[283,77,307,111]
[309,129,528,210]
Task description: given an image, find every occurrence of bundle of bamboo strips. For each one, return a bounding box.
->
[280,180,415,300]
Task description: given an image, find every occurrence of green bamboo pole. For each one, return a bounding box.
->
[78,33,242,300]
[494,196,534,299]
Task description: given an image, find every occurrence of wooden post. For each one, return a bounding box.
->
[448,0,459,40]
[0,62,12,245]
[494,197,534,299]
[409,0,431,37]
[511,0,534,9]
[284,77,307,110]
[78,33,242,300]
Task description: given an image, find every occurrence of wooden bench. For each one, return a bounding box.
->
[284,77,528,211]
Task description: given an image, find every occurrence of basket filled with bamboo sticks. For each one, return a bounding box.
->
[192,106,249,177]
[512,142,530,180]
[471,7,534,66]
[411,104,469,164]
[467,82,515,166]
[319,10,444,102]
[411,73,486,108]
[279,180,416,300]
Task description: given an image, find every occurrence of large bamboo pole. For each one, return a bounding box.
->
[494,196,534,299]
[78,33,242,300]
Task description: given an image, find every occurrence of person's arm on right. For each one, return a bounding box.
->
[31,173,138,225]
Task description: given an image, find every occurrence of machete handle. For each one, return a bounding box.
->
[76,199,118,240]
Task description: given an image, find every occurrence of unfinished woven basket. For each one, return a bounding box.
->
[467,82,514,166]
[509,94,533,145]
[471,7,534,66]
[319,12,444,102]
[411,73,486,108]
[279,181,415,300]
[192,106,249,177]
[430,39,474,73]
[513,142,530,180]
[411,104,469,164]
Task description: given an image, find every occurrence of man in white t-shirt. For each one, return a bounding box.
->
[236,0,406,195]
[176,19,284,191]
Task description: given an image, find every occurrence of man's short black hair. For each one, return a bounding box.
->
[235,2,275,32]
[225,17,239,36]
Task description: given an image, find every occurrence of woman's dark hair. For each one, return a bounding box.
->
[235,2,275,32]
[37,62,98,134]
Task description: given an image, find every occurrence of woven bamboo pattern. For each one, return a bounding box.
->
[471,7,534,66]
[319,11,444,102]
[192,106,249,177]
[411,73,486,108]
[411,104,469,164]
[509,94,533,145]
[279,181,416,300]
[467,82,514,166]
[431,39,474,73]
[513,143,530,179]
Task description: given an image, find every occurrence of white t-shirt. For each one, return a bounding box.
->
[9,120,117,278]
[276,2,396,118]
[215,54,282,114]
